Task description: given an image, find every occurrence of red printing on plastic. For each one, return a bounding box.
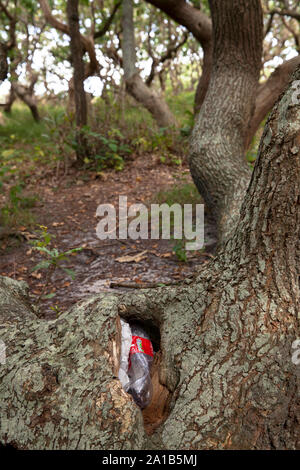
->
[130,335,154,357]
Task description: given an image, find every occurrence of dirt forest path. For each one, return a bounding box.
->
[0,154,216,319]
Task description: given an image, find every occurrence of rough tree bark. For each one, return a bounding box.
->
[189,0,263,245]
[1,65,300,449]
[66,0,88,164]
[122,0,177,129]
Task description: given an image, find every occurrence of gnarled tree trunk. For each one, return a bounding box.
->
[189,0,263,244]
[0,65,300,449]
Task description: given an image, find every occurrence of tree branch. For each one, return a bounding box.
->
[39,0,100,76]
[94,0,122,39]
[271,8,300,21]
[264,11,275,37]
[245,54,300,149]
[39,0,69,34]
[145,0,212,44]
[146,31,188,86]
[0,0,17,49]
[0,0,13,21]
[281,16,299,50]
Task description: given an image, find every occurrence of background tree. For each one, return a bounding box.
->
[0,0,16,82]
[0,0,44,120]
[121,0,177,129]
[39,0,101,109]
[66,0,88,163]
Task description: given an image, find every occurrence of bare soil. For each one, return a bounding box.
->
[0,154,216,319]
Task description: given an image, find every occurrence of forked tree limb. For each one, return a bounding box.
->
[245,54,300,149]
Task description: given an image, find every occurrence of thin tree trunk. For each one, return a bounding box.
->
[189,0,263,245]
[122,0,177,129]
[67,77,75,114]
[66,0,88,164]
[0,43,8,82]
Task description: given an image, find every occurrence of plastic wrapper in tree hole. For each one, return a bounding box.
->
[118,320,154,409]
[118,319,132,391]
[128,323,154,408]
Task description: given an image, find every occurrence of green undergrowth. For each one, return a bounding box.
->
[151,178,204,262]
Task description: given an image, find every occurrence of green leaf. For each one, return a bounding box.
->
[55,253,67,261]
[32,260,51,271]
[62,268,76,280]
[64,247,83,256]
[108,142,118,152]
[43,293,56,299]
[32,246,55,257]
[2,149,15,158]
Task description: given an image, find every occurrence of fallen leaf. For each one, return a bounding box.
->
[52,222,64,227]
[31,272,42,279]
[19,266,28,272]
[20,231,36,240]
[116,250,148,263]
